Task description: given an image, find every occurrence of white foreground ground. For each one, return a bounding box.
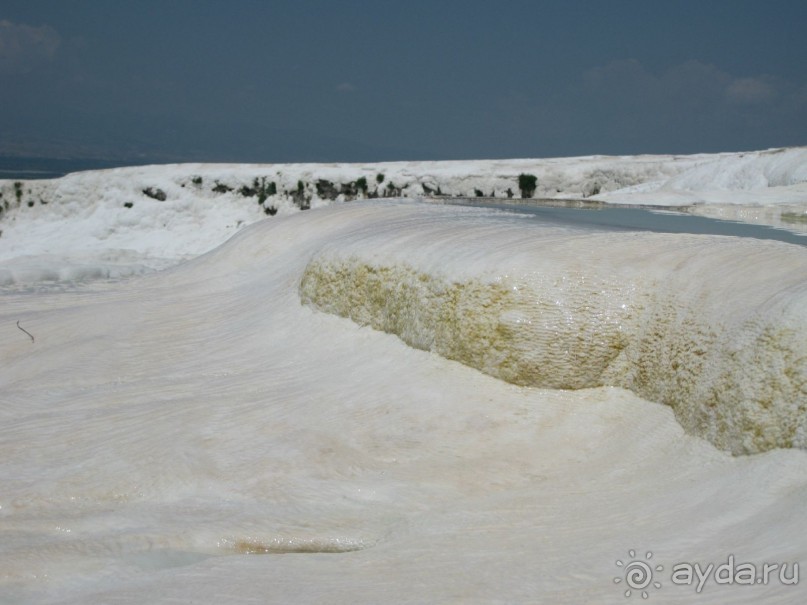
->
[1,149,806,604]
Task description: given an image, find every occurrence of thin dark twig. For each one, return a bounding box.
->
[17,321,34,343]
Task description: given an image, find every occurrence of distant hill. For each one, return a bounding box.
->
[0,155,156,180]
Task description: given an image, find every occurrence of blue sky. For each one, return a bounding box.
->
[1,0,805,162]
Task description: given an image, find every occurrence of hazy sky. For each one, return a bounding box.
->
[1,0,806,162]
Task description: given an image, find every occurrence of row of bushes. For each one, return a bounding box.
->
[127,172,546,213]
[0,171,550,224]
[196,172,542,202]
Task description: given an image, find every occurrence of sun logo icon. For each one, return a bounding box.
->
[614,550,663,599]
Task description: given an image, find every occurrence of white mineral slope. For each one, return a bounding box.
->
[594,146,807,205]
[591,147,807,231]
[1,147,805,286]
[1,202,806,604]
[298,205,807,455]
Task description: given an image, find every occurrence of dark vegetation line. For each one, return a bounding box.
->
[1,171,546,220]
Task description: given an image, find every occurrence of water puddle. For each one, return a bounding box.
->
[445,199,807,247]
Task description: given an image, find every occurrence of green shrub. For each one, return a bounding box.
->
[142,187,167,201]
[383,181,402,197]
[239,184,257,197]
[257,177,276,204]
[376,173,385,184]
[518,173,537,198]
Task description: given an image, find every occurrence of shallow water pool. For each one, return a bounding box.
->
[447,199,807,247]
